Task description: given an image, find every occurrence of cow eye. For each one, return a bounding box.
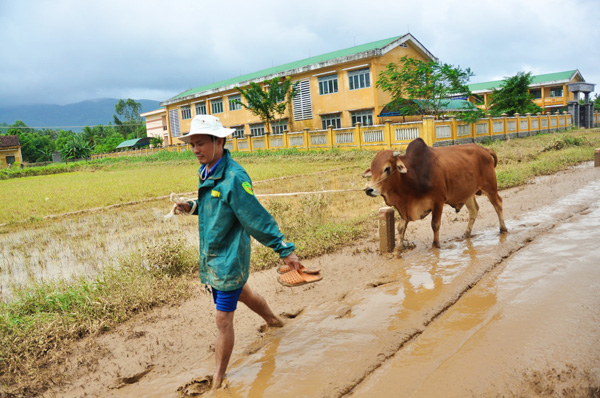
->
[384,166,391,174]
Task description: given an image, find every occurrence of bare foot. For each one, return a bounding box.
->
[258,317,284,332]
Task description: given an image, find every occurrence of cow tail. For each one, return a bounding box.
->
[489,149,498,168]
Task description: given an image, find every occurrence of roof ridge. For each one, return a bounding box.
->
[166,34,408,103]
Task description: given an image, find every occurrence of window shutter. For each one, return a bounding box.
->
[293,79,312,121]
[169,109,181,137]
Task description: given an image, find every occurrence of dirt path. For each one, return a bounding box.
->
[42,163,600,398]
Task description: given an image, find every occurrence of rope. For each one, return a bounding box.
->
[164,192,197,220]
[256,188,363,197]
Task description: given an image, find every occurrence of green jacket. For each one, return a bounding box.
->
[191,149,295,291]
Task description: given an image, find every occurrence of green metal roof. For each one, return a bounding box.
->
[168,35,409,102]
[116,137,151,149]
[468,70,580,92]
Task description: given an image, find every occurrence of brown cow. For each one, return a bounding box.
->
[364,138,507,248]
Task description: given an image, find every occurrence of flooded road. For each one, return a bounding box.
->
[219,179,600,397]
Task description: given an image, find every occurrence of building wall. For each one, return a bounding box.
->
[144,114,167,139]
[0,146,23,168]
[165,41,431,144]
[471,74,584,111]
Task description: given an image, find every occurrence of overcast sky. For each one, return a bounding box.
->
[1,0,598,108]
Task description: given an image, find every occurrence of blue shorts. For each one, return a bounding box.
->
[211,286,244,312]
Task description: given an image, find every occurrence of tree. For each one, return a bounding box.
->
[59,134,92,160]
[113,98,145,139]
[487,72,542,116]
[376,55,474,119]
[7,121,37,162]
[235,77,298,135]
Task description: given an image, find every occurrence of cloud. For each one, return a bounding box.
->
[0,0,598,107]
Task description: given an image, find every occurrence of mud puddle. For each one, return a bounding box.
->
[106,177,600,398]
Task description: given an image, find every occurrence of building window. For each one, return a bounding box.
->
[321,113,341,129]
[180,105,192,120]
[271,120,288,135]
[232,126,244,139]
[229,95,242,111]
[250,123,265,137]
[6,155,15,165]
[348,68,371,90]
[550,87,563,97]
[211,99,223,114]
[292,79,312,121]
[169,109,181,137]
[530,89,541,99]
[351,109,373,126]
[318,74,339,95]
[195,102,206,115]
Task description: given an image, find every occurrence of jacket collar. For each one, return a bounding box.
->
[199,149,230,188]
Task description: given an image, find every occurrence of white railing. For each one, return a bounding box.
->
[435,125,451,139]
[335,132,354,144]
[311,134,327,145]
[363,129,384,143]
[395,127,419,140]
[476,123,488,134]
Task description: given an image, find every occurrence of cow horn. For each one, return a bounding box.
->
[393,151,402,157]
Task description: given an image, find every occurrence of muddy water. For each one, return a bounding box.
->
[220,179,600,397]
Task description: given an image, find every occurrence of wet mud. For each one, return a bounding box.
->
[42,164,600,398]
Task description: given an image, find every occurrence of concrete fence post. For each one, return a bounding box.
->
[595,148,600,167]
[378,207,395,252]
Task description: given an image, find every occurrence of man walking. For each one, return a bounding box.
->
[174,114,303,389]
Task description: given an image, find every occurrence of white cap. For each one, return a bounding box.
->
[179,115,235,142]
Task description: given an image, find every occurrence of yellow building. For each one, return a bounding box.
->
[467,70,586,112]
[160,34,436,144]
[0,135,23,168]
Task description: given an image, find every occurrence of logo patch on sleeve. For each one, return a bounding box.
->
[211,190,221,198]
[242,181,254,195]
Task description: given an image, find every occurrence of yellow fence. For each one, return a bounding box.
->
[91,111,598,160]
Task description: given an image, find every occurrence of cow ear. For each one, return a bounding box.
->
[396,159,408,173]
[362,168,372,178]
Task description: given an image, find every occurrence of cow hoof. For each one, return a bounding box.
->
[432,242,441,249]
[500,227,508,234]
[401,241,416,251]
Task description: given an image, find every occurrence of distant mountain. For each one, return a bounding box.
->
[0,98,162,132]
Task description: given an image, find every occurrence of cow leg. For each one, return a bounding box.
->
[484,191,508,233]
[464,196,479,238]
[397,217,410,249]
[431,203,444,248]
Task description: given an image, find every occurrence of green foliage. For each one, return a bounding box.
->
[540,134,588,152]
[593,93,600,110]
[457,102,487,124]
[488,72,543,116]
[113,98,145,139]
[150,137,163,147]
[376,55,474,118]
[235,77,298,134]
[59,133,93,160]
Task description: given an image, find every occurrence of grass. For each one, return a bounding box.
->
[484,130,600,189]
[0,149,374,225]
[0,127,599,396]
